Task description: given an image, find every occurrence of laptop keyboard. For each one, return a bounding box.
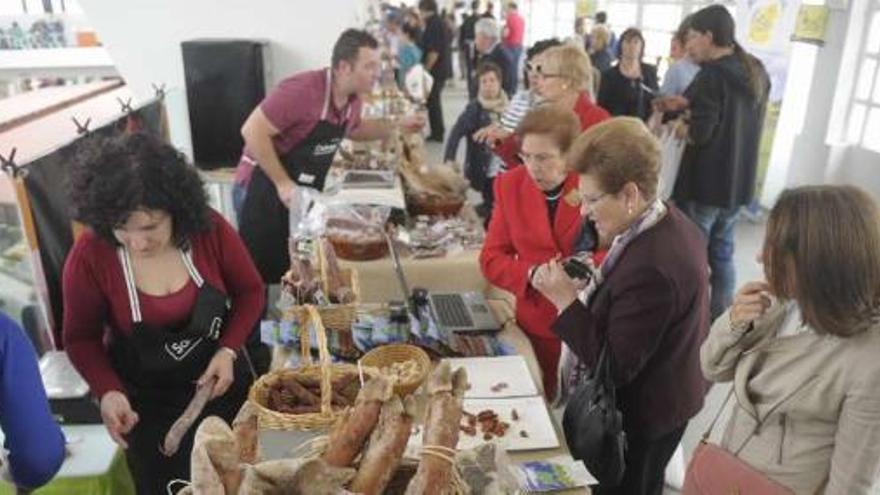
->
[432,294,475,328]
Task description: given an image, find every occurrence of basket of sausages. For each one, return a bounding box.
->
[283,237,360,336]
[249,305,378,431]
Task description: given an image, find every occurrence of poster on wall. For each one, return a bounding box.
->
[575,0,597,18]
[791,5,829,44]
[737,0,802,102]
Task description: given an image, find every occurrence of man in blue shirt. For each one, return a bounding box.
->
[659,16,700,97]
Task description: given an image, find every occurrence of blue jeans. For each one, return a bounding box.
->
[679,201,741,321]
[232,180,247,220]
[504,45,523,88]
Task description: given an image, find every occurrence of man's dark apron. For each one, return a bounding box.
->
[109,247,252,495]
[239,69,351,284]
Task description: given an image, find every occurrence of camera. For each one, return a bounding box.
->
[562,257,593,281]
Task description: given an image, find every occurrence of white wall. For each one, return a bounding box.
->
[76,0,365,157]
[761,0,880,204]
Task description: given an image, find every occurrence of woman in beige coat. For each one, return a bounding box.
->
[701,185,880,494]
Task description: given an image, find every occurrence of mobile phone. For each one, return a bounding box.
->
[562,258,592,280]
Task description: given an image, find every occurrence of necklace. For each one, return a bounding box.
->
[545,190,563,201]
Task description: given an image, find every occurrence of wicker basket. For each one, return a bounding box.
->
[249,305,375,431]
[290,239,359,333]
[360,344,431,396]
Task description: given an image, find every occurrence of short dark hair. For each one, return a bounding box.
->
[67,132,211,248]
[508,2,518,9]
[526,38,562,61]
[617,27,646,59]
[418,0,438,13]
[401,23,420,41]
[476,60,503,81]
[674,14,693,44]
[595,11,607,24]
[331,29,378,69]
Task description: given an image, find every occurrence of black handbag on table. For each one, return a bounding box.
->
[562,339,627,486]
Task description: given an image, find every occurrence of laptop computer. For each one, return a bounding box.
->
[386,234,499,333]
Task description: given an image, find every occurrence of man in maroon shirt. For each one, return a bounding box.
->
[235,29,424,284]
[502,2,525,88]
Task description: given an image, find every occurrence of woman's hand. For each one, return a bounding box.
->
[198,348,235,399]
[100,391,139,449]
[729,281,772,331]
[472,124,509,145]
[532,259,583,312]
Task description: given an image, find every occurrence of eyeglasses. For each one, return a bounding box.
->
[518,151,560,165]
[526,62,562,79]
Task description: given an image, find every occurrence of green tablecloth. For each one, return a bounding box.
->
[0,451,134,495]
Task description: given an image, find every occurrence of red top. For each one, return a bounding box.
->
[62,209,266,399]
[493,91,611,169]
[234,68,364,184]
[503,11,525,47]
[480,167,584,339]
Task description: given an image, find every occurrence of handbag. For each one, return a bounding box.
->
[682,388,794,495]
[561,339,627,486]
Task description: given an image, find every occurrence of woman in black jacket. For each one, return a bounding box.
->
[670,4,770,320]
[597,28,658,121]
[444,61,508,198]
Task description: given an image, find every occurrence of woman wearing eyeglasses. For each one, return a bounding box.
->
[532,117,709,494]
[487,43,610,171]
[480,105,600,400]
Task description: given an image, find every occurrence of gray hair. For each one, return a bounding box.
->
[475,18,499,39]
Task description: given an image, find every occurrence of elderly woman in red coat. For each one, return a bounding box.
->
[480,105,601,399]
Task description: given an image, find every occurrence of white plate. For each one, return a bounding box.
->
[443,356,539,398]
[407,396,559,453]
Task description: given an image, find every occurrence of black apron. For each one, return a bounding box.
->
[239,69,351,284]
[109,247,252,495]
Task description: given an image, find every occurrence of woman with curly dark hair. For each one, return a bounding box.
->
[62,132,265,494]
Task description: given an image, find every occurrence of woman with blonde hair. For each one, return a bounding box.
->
[490,43,610,170]
[701,185,880,494]
[533,117,709,494]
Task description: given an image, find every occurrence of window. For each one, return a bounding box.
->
[846,8,880,152]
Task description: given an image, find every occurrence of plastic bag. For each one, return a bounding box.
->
[657,122,686,200]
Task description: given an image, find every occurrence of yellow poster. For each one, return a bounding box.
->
[575,0,597,18]
[748,0,782,47]
[792,5,829,44]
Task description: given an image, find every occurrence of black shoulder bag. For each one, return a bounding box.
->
[562,337,627,486]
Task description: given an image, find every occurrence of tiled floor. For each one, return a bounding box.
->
[429,84,769,493]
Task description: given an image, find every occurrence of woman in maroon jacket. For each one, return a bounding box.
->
[62,133,266,494]
[480,105,600,400]
[533,117,709,495]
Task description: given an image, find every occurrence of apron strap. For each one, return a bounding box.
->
[117,247,143,323]
[179,249,205,288]
[117,247,206,324]
[322,68,353,123]
[321,68,332,121]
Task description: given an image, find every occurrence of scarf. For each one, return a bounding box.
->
[478,91,509,124]
[555,198,668,404]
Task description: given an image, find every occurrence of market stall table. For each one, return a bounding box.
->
[261,294,590,494]
[0,425,134,495]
